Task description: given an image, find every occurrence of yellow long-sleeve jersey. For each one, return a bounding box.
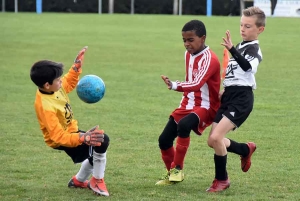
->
[34,67,82,148]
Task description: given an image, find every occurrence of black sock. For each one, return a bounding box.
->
[214,154,228,181]
[227,139,249,157]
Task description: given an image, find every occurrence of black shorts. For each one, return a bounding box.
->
[55,131,110,164]
[214,86,254,128]
[55,143,93,164]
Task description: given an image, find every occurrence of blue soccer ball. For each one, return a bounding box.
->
[76,75,106,104]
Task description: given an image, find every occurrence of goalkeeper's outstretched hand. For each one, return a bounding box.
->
[79,125,104,146]
[72,46,88,72]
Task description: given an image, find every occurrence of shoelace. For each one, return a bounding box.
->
[96,179,108,192]
[159,173,169,180]
[170,168,180,175]
[95,179,104,184]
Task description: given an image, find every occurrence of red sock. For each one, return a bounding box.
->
[172,137,190,169]
[161,147,174,171]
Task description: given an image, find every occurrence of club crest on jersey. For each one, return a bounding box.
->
[245,54,255,62]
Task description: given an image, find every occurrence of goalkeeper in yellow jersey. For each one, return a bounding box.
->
[30,47,110,196]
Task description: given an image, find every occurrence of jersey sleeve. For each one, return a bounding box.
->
[38,100,82,147]
[229,46,252,72]
[174,57,220,92]
[245,45,262,74]
[62,67,82,93]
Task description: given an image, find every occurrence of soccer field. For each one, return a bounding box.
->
[0,13,299,200]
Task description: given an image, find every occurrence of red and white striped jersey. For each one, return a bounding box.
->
[174,46,221,112]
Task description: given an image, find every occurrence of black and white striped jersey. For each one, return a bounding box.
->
[223,40,262,89]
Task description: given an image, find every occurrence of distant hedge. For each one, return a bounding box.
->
[1,0,233,16]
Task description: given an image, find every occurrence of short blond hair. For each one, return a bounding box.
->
[243,6,266,27]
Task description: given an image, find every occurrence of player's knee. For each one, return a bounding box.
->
[207,138,214,148]
[177,120,192,138]
[158,134,173,150]
[207,134,221,148]
[103,133,110,146]
[94,133,110,153]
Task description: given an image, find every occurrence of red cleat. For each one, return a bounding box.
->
[241,142,256,172]
[68,176,88,188]
[88,176,109,196]
[206,179,230,192]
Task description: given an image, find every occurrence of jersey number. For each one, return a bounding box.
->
[64,103,73,124]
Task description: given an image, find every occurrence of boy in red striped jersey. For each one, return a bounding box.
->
[156,20,221,185]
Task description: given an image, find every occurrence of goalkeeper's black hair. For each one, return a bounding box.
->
[182,20,206,37]
[30,60,63,88]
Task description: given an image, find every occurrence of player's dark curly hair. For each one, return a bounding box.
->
[182,20,206,37]
[30,60,63,88]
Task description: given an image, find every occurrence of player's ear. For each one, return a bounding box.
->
[43,82,50,89]
[201,35,206,42]
[258,26,265,34]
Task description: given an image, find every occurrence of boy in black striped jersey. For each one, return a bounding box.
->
[206,6,266,192]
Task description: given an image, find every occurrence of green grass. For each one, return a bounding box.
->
[0,13,299,200]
